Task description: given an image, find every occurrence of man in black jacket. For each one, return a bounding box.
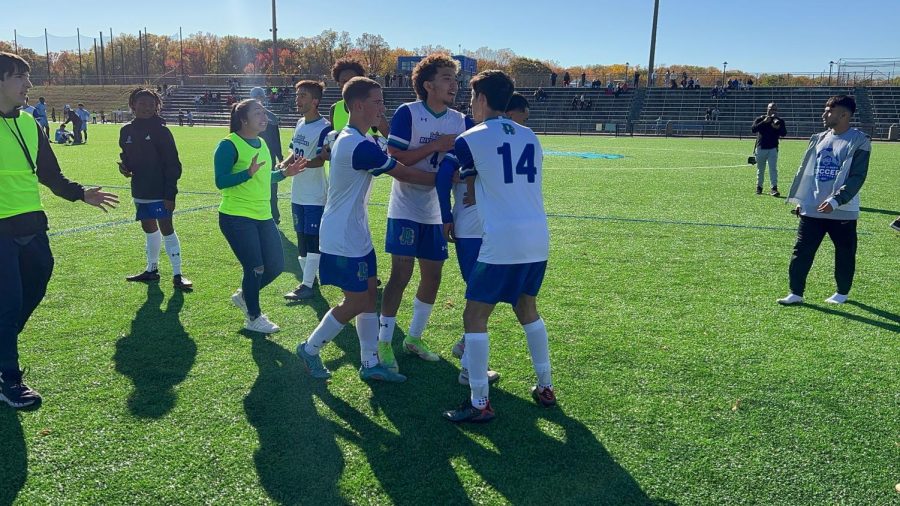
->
[249,87,284,224]
[751,102,787,196]
[0,52,118,409]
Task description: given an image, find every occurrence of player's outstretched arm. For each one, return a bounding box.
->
[389,164,436,186]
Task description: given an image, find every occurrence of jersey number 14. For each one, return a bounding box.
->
[497,143,537,184]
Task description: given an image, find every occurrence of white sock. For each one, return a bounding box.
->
[826,292,848,304]
[302,253,320,288]
[145,230,161,272]
[408,297,434,339]
[298,255,306,272]
[459,335,468,370]
[304,309,344,356]
[465,332,490,408]
[356,312,379,368]
[162,232,182,275]
[524,318,552,388]
[378,315,396,343]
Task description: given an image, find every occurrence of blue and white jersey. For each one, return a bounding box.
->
[387,102,473,224]
[288,116,333,206]
[319,126,397,258]
[440,151,483,239]
[33,102,47,119]
[457,117,548,264]
[76,108,90,126]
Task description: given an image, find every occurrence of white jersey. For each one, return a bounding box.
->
[457,117,548,264]
[387,102,472,224]
[288,116,332,205]
[319,126,397,258]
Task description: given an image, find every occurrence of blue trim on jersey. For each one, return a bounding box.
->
[465,261,547,305]
[455,137,477,179]
[436,155,459,223]
[319,249,377,293]
[315,125,333,155]
[388,104,412,149]
[351,139,397,175]
[422,102,448,119]
[464,116,476,130]
[384,218,449,261]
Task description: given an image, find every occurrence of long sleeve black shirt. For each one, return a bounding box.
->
[751,115,787,149]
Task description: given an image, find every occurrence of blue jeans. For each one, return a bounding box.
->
[218,213,284,318]
[0,232,54,373]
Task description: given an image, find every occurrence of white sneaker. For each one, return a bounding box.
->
[245,314,280,334]
[231,289,248,317]
[777,293,804,305]
[825,293,848,304]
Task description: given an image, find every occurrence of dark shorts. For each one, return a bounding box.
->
[385,218,448,261]
[465,261,547,305]
[319,249,377,293]
[454,238,482,283]
[135,201,172,221]
[292,203,324,236]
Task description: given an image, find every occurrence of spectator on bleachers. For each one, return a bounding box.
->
[705,107,712,122]
[534,87,548,102]
[550,71,557,86]
[581,72,586,87]
[178,110,184,126]
[584,97,592,110]
[563,71,571,87]
[655,116,664,134]
[187,110,194,127]
[751,102,787,195]
[633,71,640,88]
[688,78,695,89]
[747,78,754,88]
[664,70,671,87]
[570,96,579,110]
[711,106,720,122]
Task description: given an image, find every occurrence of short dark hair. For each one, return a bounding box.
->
[0,52,30,80]
[506,92,529,113]
[128,87,163,113]
[295,80,324,101]
[470,70,515,112]
[825,95,856,115]
[331,58,366,82]
[412,53,459,101]
[229,99,259,133]
[342,76,381,107]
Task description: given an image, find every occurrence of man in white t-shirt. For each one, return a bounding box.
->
[295,77,436,384]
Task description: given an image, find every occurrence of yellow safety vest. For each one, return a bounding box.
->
[0,111,41,219]
[219,133,273,220]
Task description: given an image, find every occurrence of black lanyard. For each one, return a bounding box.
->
[2,116,36,173]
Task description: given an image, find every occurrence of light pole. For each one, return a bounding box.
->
[722,61,728,84]
[625,62,629,82]
[271,0,279,78]
[647,0,660,88]
[828,60,835,85]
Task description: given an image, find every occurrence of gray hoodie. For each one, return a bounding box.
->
[786,128,871,221]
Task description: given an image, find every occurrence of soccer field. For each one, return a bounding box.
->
[3,124,898,505]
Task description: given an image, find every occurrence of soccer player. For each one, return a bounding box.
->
[505,92,530,125]
[295,77,436,382]
[214,99,307,334]
[61,105,83,144]
[119,88,192,290]
[284,80,333,301]
[438,70,554,423]
[75,103,90,143]
[0,52,118,408]
[376,54,474,371]
[33,96,48,138]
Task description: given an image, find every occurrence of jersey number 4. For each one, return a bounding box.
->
[497,143,537,184]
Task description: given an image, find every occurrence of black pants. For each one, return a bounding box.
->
[789,216,857,297]
[270,183,280,224]
[0,233,54,373]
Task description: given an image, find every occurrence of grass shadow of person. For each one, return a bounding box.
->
[114,284,196,418]
[800,302,900,333]
[244,336,345,504]
[859,206,899,217]
[844,300,900,325]
[0,408,26,506]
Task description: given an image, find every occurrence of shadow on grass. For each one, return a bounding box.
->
[0,408,26,506]
[859,206,899,217]
[801,302,900,333]
[114,284,196,418]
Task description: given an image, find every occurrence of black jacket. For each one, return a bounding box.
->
[119,116,182,201]
[0,109,85,237]
[751,115,787,149]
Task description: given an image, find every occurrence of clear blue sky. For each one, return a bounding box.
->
[3,0,897,72]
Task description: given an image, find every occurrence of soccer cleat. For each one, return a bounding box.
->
[231,289,249,317]
[245,314,280,334]
[126,269,160,282]
[359,364,407,383]
[173,275,193,290]
[377,342,399,373]
[458,368,501,386]
[403,336,440,361]
[890,218,900,232]
[776,293,804,305]
[531,385,557,407]
[284,284,314,301]
[755,186,763,195]
[825,292,848,304]
[770,186,780,197]
[296,343,332,379]
[443,399,495,423]
[451,337,466,359]
[0,369,42,409]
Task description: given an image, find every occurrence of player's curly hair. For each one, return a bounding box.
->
[412,53,459,101]
[331,58,366,83]
[128,87,162,113]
